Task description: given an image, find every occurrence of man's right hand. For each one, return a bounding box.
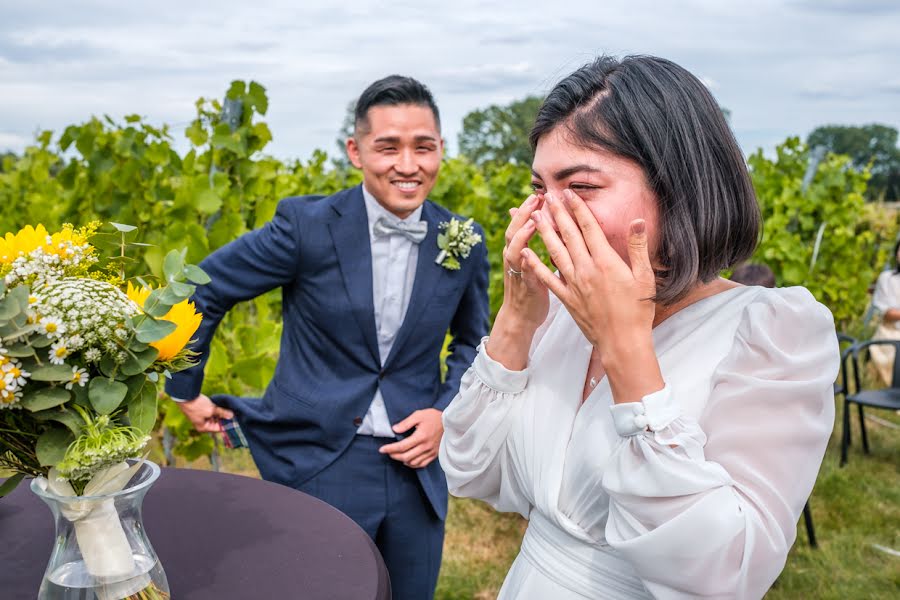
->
[177,394,234,433]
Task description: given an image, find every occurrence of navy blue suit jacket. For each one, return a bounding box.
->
[165,185,491,519]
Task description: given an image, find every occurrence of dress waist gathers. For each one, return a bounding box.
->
[519,511,651,599]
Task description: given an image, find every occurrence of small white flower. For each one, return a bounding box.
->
[49,341,70,365]
[39,316,67,339]
[65,367,89,390]
[2,360,30,387]
[84,348,102,362]
[0,385,22,407]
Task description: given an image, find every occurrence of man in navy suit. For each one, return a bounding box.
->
[165,76,490,599]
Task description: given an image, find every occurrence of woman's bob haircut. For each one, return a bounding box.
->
[530,55,760,305]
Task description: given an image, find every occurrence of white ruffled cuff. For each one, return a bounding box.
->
[472,337,530,394]
[609,385,678,437]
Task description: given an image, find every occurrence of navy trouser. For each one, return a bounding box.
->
[296,435,445,600]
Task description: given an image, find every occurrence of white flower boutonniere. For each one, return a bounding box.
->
[435,218,482,271]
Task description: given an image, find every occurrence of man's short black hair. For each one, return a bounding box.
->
[354,75,441,135]
[530,55,761,305]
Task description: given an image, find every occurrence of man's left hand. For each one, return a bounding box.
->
[379,408,444,469]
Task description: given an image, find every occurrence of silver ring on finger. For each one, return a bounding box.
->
[507,266,524,277]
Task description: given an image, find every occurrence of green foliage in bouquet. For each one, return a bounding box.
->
[0,223,208,495]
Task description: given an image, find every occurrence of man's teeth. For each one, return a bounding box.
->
[395,182,418,190]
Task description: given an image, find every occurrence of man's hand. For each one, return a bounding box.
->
[177,394,234,433]
[379,408,444,469]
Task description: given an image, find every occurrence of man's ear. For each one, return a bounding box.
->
[346,137,363,169]
[439,137,446,158]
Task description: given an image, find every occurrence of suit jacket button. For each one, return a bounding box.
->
[353,417,363,427]
[378,369,386,380]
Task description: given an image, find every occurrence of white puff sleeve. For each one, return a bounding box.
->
[439,295,561,517]
[602,288,838,599]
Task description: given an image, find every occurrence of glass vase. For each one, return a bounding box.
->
[31,460,170,600]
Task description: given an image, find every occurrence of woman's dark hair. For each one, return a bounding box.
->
[730,263,776,288]
[354,75,441,135]
[530,55,760,304]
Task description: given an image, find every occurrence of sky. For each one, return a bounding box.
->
[1,0,899,162]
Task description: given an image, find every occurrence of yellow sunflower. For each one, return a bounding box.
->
[126,283,203,361]
[0,224,50,264]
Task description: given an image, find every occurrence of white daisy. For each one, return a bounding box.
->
[39,316,67,339]
[65,367,89,390]
[49,341,70,365]
[2,360,30,387]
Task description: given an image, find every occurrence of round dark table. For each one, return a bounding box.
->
[0,467,391,599]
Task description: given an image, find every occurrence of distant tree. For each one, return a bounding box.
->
[807,124,900,201]
[333,99,356,168]
[458,95,543,166]
[0,151,16,173]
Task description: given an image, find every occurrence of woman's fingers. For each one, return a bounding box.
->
[504,218,537,274]
[530,210,574,280]
[543,192,591,266]
[521,248,567,300]
[563,189,612,258]
[505,194,541,247]
[626,219,655,288]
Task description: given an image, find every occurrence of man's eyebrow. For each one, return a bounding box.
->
[372,135,439,144]
[534,164,602,180]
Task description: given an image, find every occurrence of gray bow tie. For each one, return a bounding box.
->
[372,217,428,244]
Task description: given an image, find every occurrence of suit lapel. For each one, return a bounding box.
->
[328,187,380,365]
[384,201,446,369]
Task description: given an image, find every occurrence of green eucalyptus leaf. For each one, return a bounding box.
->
[88,378,129,414]
[29,364,76,382]
[21,387,71,411]
[134,317,176,343]
[110,222,138,233]
[3,343,36,358]
[127,382,158,434]
[163,250,184,281]
[36,428,75,467]
[33,407,84,436]
[166,280,194,299]
[0,473,26,497]
[120,346,159,377]
[183,264,211,285]
[142,289,173,318]
[31,335,52,348]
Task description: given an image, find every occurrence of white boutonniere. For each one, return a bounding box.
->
[435,218,482,271]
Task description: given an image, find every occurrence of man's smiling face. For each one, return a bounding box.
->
[346,104,444,219]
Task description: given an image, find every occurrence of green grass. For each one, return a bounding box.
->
[152,395,900,598]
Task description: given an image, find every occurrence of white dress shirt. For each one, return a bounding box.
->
[356,185,422,437]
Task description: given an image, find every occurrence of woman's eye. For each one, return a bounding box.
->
[531,182,545,192]
[569,184,599,191]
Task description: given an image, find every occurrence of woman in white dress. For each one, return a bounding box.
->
[870,241,900,385]
[439,55,839,599]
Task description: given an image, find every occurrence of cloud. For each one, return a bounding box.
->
[433,63,539,94]
[0,0,897,162]
[789,0,900,15]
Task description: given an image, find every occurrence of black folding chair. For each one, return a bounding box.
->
[840,339,900,466]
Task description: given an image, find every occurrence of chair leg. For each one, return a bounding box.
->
[841,399,851,466]
[802,501,817,548]
[857,404,870,454]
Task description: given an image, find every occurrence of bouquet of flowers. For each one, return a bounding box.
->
[0,222,207,599]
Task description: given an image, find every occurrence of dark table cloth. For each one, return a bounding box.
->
[0,467,391,599]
